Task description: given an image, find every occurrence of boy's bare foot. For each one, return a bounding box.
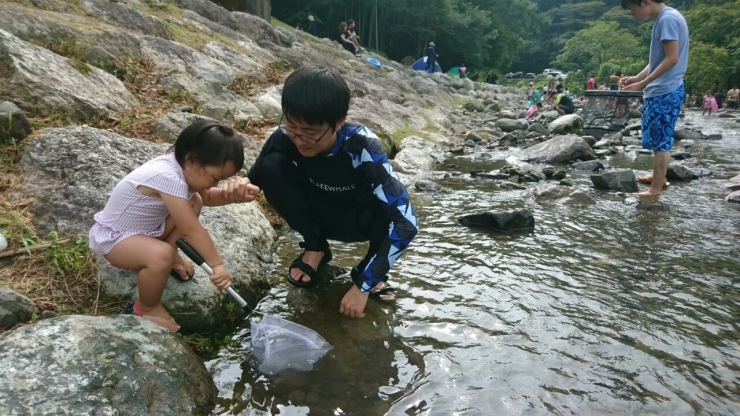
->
[637,190,662,196]
[138,301,180,332]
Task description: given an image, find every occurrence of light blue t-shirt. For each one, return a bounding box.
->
[645,7,689,98]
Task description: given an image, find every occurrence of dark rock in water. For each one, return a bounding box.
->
[523,172,541,182]
[415,180,441,192]
[674,128,702,141]
[671,152,691,160]
[465,132,483,143]
[0,287,38,328]
[458,209,535,234]
[591,170,639,193]
[705,134,722,141]
[581,136,597,147]
[572,160,604,172]
[666,163,697,181]
[718,113,735,119]
[553,170,567,180]
[725,183,740,192]
[560,179,573,186]
[594,149,612,158]
[500,182,527,190]
[528,123,550,136]
[542,166,555,178]
[624,197,669,211]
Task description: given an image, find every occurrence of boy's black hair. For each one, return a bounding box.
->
[348,19,355,25]
[621,0,663,9]
[174,120,244,171]
[282,66,351,127]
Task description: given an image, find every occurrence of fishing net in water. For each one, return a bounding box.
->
[250,314,332,375]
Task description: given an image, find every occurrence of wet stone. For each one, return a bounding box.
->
[458,209,535,234]
[671,152,691,160]
[553,170,567,180]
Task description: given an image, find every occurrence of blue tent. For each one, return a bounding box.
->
[411,57,442,73]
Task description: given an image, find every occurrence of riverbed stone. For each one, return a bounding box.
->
[671,152,691,160]
[528,122,550,136]
[548,114,583,135]
[572,160,604,172]
[495,118,528,132]
[562,190,596,207]
[666,163,697,181]
[415,180,441,192]
[458,209,535,234]
[0,101,32,142]
[726,191,740,204]
[0,286,38,329]
[20,127,277,333]
[0,315,216,415]
[674,128,702,141]
[535,185,572,203]
[591,170,639,193]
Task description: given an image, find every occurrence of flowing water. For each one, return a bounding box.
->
[209,111,740,416]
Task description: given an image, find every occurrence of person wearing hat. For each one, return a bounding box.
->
[307,15,318,37]
[425,42,437,74]
[527,82,534,100]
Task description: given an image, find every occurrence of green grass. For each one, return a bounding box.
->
[391,123,430,148]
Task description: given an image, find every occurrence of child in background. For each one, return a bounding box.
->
[89,120,260,332]
[526,102,542,119]
[702,91,717,116]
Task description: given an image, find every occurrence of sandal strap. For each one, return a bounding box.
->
[287,255,319,288]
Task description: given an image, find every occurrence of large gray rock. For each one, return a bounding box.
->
[535,185,573,203]
[548,114,583,135]
[528,122,549,136]
[0,315,216,415]
[674,128,702,141]
[175,0,280,44]
[590,170,639,193]
[0,101,32,142]
[80,0,172,39]
[458,209,535,234]
[726,191,740,204]
[495,118,528,132]
[394,135,444,173]
[520,135,596,164]
[0,286,37,328]
[0,29,136,120]
[666,163,697,181]
[20,127,277,332]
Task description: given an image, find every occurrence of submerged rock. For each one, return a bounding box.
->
[591,170,639,193]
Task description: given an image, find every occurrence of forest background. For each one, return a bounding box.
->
[219,0,739,95]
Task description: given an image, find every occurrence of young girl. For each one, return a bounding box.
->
[702,91,718,116]
[89,120,260,332]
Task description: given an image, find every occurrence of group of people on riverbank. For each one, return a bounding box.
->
[686,87,739,116]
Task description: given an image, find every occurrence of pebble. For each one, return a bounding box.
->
[0,233,7,252]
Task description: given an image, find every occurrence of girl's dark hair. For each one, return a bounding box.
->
[282,66,351,127]
[339,22,347,32]
[173,120,244,171]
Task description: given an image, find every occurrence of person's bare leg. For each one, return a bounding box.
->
[161,193,203,278]
[639,151,670,196]
[290,250,325,283]
[105,236,180,331]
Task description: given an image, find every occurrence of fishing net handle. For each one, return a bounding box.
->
[176,238,252,312]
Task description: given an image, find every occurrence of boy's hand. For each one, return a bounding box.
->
[210,264,232,291]
[340,285,369,318]
[620,76,638,88]
[623,81,646,92]
[221,177,260,203]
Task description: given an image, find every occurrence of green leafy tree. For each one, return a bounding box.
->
[553,21,643,74]
[686,41,731,93]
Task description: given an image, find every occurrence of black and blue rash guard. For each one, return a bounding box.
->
[248,123,419,293]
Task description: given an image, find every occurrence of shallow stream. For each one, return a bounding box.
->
[209,112,740,415]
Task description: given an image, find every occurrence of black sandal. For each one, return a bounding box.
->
[170,269,194,282]
[286,243,332,288]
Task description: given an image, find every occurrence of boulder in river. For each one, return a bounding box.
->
[548,114,583,135]
[674,128,702,141]
[520,135,596,164]
[666,163,697,181]
[590,170,639,193]
[458,209,535,234]
[726,191,740,204]
[0,315,216,415]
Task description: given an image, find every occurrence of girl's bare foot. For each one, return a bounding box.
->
[137,301,180,332]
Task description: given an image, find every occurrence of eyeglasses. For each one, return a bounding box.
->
[279,116,333,146]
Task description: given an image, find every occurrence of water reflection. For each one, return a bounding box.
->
[210,112,740,415]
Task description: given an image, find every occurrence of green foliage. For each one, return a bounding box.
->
[45,233,91,277]
[553,21,643,74]
[686,41,730,94]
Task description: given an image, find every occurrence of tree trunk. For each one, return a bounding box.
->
[244,0,271,22]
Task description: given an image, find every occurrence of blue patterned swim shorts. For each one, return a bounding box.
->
[642,83,685,152]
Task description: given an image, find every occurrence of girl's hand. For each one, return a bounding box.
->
[210,264,231,290]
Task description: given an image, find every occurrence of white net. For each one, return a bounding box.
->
[250,314,332,375]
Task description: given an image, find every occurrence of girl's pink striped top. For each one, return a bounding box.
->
[89,153,194,255]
